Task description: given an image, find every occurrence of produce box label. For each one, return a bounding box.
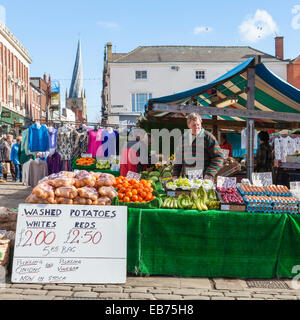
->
[252,172,272,187]
[12,204,127,284]
[126,171,141,181]
[81,154,93,158]
[187,169,203,180]
[217,177,237,189]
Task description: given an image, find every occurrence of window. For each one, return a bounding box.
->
[135,70,147,80]
[195,70,205,80]
[132,93,152,112]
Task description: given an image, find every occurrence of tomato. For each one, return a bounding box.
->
[140,192,147,199]
[132,195,139,202]
[126,192,133,198]
[145,195,152,202]
[123,196,130,203]
[132,189,138,196]
[120,187,127,194]
[118,193,125,200]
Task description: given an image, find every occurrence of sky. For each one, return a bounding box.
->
[0,0,299,122]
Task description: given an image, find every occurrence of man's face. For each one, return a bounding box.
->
[188,119,202,136]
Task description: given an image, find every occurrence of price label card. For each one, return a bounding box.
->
[217,176,237,189]
[187,169,203,180]
[252,172,273,187]
[290,181,300,191]
[12,204,127,284]
[221,149,230,160]
[126,171,141,181]
[81,154,93,158]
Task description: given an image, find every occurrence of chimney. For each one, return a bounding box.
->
[107,42,112,62]
[275,36,284,60]
[43,73,47,82]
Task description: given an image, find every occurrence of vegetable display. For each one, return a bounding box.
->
[75,157,96,166]
[217,187,244,204]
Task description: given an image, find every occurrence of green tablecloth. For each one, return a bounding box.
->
[127,209,300,279]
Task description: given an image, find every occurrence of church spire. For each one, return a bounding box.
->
[69,39,83,98]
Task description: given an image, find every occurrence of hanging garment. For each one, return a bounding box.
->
[48,127,58,154]
[101,129,119,158]
[28,159,48,188]
[46,151,62,175]
[28,124,50,152]
[22,159,32,186]
[60,160,72,172]
[88,129,103,158]
[56,126,76,160]
[72,130,89,158]
[241,128,258,150]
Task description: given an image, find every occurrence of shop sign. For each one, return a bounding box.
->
[12,204,127,284]
[217,176,237,189]
[252,172,273,187]
[1,111,11,119]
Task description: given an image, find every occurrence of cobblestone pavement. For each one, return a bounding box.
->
[1,181,300,300]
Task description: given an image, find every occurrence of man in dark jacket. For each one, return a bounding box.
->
[255,131,274,172]
[2,134,15,181]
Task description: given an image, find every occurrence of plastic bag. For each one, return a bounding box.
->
[98,186,118,200]
[78,187,99,201]
[95,173,116,188]
[74,171,96,188]
[32,183,55,200]
[56,197,74,205]
[55,186,78,199]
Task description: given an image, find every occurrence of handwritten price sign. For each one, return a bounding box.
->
[12,204,127,284]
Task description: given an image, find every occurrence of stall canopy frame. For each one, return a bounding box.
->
[140,56,300,179]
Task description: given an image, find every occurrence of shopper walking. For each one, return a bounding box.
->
[0,135,5,183]
[10,136,22,182]
[2,134,15,181]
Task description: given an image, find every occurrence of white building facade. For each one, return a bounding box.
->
[102,44,289,125]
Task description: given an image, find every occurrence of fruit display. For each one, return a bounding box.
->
[75,157,96,166]
[141,164,173,182]
[96,160,111,170]
[217,187,244,204]
[244,195,299,214]
[113,176,156,203]
[162,187,220,211]
[26,171,117,206]
[239,185,292,197]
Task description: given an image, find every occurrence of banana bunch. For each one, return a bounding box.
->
[206,200,221,210]
[162,193,208,212]
[162,197,179,209]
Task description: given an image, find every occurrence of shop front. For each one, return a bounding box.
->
[0,108,25,136]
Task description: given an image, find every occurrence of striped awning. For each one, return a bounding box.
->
[141,57,300,125]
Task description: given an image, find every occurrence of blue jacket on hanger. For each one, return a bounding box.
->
[28,124,50,152]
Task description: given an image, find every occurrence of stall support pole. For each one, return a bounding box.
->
[246,66,256,181]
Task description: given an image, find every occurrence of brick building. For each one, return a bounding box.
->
[288,56,300,90]
[0,22,31,135]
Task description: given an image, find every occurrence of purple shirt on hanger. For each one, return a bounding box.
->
[47,151,62,175]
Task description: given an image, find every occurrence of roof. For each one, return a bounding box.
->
[111,53,127,62]
[141,57,300,127]
[111,46,289,63]
[69,40,83,99]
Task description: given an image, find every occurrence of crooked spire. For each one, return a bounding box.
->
[69,40,83,98]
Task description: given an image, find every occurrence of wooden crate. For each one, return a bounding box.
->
[216,191,246,212]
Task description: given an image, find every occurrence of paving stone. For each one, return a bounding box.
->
[273,295,298,300]
[100,293,130,299]
[252,294,275,299]
[149,289,172,294]
[0,294,25,300]
[24,295,54,300]
[87,285,106,288]
[203,291,224,297]
[180,278,212,290]
[43,285,73,291]
[153,294,182,300]
[0,288,24,294]
[93,287,122,293]
[73,286,92,292]
[225,291,252,297]
[22,289,48,296]
[73,292,99,298]
[47,291,74,297]
[11,284,43,290]
[213,279,246,291]
[183,296,210,300]
[130,293,155,300]
[126,277,180,288]
[124,287,150,293]
[211,297,236,300]
[172,289,202,296]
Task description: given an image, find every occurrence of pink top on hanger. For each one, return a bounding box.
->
[88,129,103,158]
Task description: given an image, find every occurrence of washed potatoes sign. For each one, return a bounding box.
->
[12,204,127,284]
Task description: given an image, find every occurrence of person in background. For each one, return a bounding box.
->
[255,131,274,173]
[0,135,5,183]
[2,134,15,181]
[220,133,233,158]
[173,113,224,180]
[10,136,22,182]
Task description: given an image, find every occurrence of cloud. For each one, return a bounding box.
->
[194,26,213,35]
[239,9,279,43]
[97,21,120,30]
[0,5,6,25]
[291,5,300,30]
